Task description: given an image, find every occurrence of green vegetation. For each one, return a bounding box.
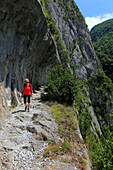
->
[41,64,113,169]
[90,19,113,82]
[86,129,113,170]
[42,104,87,169]
[40,0,70,61]
[41,64,84,105]
[90,21,113,169]
[40,0,59,36]
[40,1,113,169]
[87,70,113,169]
[10,105,16,108]
[88,70,113,127]
[59,0,84,22]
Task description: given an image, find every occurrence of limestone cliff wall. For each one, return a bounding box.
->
[45,0,99,79]
[0,0,99,111]
[0,0,59,109]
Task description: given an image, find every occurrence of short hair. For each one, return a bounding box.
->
[24,78,29,83]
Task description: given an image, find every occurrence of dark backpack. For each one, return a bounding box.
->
[24,83,31,88]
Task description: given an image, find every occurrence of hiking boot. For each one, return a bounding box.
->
[25,106,27,111]
[28,108,30,112]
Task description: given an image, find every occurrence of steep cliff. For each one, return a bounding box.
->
[0,0,99,109]
[0,0,59,110]
[41,0,99,78]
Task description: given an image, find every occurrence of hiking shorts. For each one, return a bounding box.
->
[24,95,31,104]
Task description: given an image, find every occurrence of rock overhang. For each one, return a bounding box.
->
[0,0,58,87]
[0,0,59,108]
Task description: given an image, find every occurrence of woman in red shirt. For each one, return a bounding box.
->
[22,78,33,112]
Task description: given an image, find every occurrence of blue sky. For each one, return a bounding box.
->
[74,0,113,30]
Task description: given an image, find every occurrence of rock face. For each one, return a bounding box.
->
[0,0,99,109]
[0,0,59,109]
[46,0,99,78]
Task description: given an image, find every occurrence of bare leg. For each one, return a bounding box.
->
[28,103,30,109]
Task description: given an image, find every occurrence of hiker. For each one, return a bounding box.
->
[21,78,33,112]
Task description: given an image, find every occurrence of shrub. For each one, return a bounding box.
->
[41,64,80,105]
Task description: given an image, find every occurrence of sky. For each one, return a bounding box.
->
[74,0,113,30]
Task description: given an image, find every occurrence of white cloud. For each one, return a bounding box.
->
[85,13,113,30]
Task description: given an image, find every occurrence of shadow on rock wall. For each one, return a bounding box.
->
[0,0,58,107]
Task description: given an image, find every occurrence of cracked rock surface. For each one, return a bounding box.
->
[0,91,79,170]
[0,91,58,170]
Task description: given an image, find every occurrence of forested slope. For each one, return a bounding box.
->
[90,19,113,81]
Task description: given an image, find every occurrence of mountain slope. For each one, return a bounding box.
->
[90,19,113,81]
[0,0,112,169]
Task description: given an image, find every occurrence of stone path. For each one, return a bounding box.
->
[0,91,78,170]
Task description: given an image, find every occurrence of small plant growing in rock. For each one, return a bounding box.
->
[43,150,50,158]
[10,105,16,108]
[47,138,56,145]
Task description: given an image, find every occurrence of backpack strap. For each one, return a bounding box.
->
[24,83,31,88]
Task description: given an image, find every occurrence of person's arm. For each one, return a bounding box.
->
[30,84,33,97]
[31,88,33,97]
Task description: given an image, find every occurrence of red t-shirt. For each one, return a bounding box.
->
[23,83,32,95]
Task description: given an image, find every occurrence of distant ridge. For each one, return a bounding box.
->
[90,19,113,81]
